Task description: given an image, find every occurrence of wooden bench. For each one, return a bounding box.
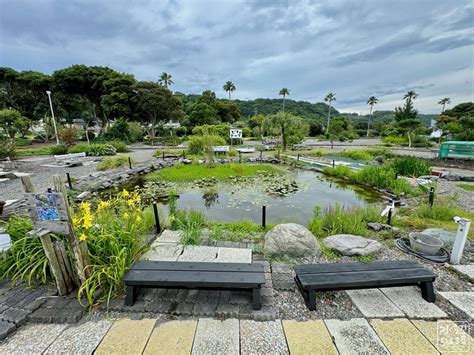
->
[123,261,266,310]
[294,260,437,311]
[54,152,86,166]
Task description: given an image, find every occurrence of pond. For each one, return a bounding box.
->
[123,166,382,225]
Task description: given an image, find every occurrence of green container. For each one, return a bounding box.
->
[438,141,474,159]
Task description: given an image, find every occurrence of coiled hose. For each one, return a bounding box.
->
[395,238,450,263]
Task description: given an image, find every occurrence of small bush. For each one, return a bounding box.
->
[0,139,16,159]
[127,121,145,143]
[50,144,68,155]
[187,135,226,155]
[382,136,406,145]
[97,156,133,171]
[175,209,206,245]
[391,157,431,177]
[69,143,116,156]
[108,141,129,153]
[336,150,374,161]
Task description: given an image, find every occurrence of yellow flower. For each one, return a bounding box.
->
[123,212,130,220]
[121,189,130,197]
[82,217,92,229]
[169,214,176,222]
[79,233,87,241]
[127,199,135,207]
[79,201,91,213]
[72,216,80,226]
[97,200,110,212]
[136,215,142,223]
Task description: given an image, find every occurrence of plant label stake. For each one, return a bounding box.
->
[162,151,165,160]
[381,199,394,225]
[451,217,471,264]
[260,148,263,160]
[297,154,300,161]
[153,203,161,234]
[128,157,132,169]
[66,173,72,189]
[262,205,266,229]
[428,187,434,208]
[239,151,242,163]
[332,160,335,168]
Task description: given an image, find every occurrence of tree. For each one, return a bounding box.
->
[394,91,421,148]
[438,98,451,113]
[249,114,265,140]
[324,92,336,134]
[223,81,236,100]
[131,81,183,144]
[0,108,30,141]
[366,96,379,137]
[279,88,290,112]
[266,111,308,150]
[158,72,174,88]
[216,100,240,123]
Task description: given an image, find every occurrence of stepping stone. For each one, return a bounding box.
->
[323,234,383,256]
[346,289,404,318]
[412,319,474,353]
[142,244,183,261]
[216,247,252,263]
[154,229,181,244]
[144,320,196,355]
[325,318,389,354]
[191,318,239,355]
[95,318,156,355]
[371,319,438,354]
[45,319,113,354]
[178,246,218,262]
[240,320,289,355]
[282,320,338,354]
[0,323,68,354]
[439,292,474,319]
[381,287,447,318]
[452,264,474,282]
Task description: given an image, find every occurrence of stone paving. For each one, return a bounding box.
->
[439,292,474,320]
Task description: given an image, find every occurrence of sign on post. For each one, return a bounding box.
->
[25,192,70,235]
[229,129,242,139]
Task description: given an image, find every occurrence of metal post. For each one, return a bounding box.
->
[395,172,398,179]
[162,151,165,160]
[66,173,72,189]
[239,151,242,163]
[429,187,434,208]
[262,205,266,229]
[332,160,335,168]
[297,154,300,161]
[260,148,263,160]
[128,156,132,169]
[182,150,185,158]
[152,203,161,234]
[387,208,392,226]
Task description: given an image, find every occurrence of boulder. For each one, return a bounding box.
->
[422,228,459,248]
[367,222,392,232]
[373,156,384,164]
[323,234,383,256]
[264,223,321,258]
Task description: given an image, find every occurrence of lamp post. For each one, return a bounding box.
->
[46,90,60,145]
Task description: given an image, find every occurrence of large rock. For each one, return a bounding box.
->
[264,223,321,258]
[323,234,383,256]
[422,228,458,247]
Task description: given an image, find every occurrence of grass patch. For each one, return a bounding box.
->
[335,150,374,161]
[392,157,431,177]
[148,163,281,182]
[16,145,56,157]
[458,184,474,192]
[292,148,331,157]
[208,219,268,242]
[97,156,134,171]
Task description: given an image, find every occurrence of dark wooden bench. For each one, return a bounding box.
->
[294,260,437,311]
[123,261,266,310]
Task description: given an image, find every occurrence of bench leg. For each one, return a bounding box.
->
[420,282,436,303]
[295,277,316,311]
[125,285,137,306]
[252,288,262,310]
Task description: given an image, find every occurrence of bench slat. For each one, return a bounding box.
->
[131,260,263,273]
[294,260,423,275]
[123,270,265,287]
[297,268,436,290]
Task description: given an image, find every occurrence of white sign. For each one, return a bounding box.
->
[229,129,242,139]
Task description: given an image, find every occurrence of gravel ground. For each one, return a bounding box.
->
[437,179,474,213]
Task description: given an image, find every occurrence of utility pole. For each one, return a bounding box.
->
[46,90,60,145]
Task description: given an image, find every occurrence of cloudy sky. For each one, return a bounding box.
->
[1,0,473,113]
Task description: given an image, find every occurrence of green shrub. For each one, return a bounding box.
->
[382,136,406,145]
[336,150,373,161]
[175,209,206,245]
[106,118,129,142]
[127,121,145,143]
[391,157,430,177]
[50,144,68,155]
[97,156,133,171]
[108,141,129,153]
[69,143,116,156]
[187,135,226,155]
[308,204,383,238]
[0,139,16,159]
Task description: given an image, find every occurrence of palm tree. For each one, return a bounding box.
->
[223,81,236,99]
[403,90,418,101]
[438,97,451,113]
[158,72,174,88]
[324,92,336,133]
[366,96,379,137]
[279,88,290,112]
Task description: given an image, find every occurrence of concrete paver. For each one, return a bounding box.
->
[144,320,197,355]
[216,247,252,263]
[452,264,474,281]
[325,318,389,354]
[371,319,439,354]
[178,246,219,262]
[282,320,338,355]
[154,229,182,244]
[45,319,113,354]
[240,320,289,355]
[381,287,447,318]
[439,292,474,319]
[95,318,156,355]
[346,289,405,318]
[412,319,474,354]
[0,323,68,354]
[142,244,183,261]
[192,318,240,355]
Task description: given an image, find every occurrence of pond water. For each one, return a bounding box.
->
[132,167,382,225]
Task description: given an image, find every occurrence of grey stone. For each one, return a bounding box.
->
[0,320,16,341]
[145,301,173,313]
[192,318,240,355]
[142,244,183,261]
[155,229,181,244]
[323,234,383,256]
[367,222,392,231]
[193,302,217,316]
[178,245,218,262]
[452,264,474,282]
[173,302,194,315]
[439,292,474,319]
[381,287,447,318]
[240,320,289,355]
[346,289,405,318]
[0,307,30,326]
[29,306,85,323]
[215,247,252,263]
[215,303,240,317]
[229,291,252,305]
[422,228,458,247]
[264,223,321,258]
[325,318,389,354]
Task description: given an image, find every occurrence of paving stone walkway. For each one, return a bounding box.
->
[1,316,471,354]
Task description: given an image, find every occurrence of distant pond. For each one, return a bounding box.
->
[120,166,382,225]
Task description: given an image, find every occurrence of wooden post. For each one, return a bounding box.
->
[53,240,74,293]
[53,175,90,282]
[20,176,34,193]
